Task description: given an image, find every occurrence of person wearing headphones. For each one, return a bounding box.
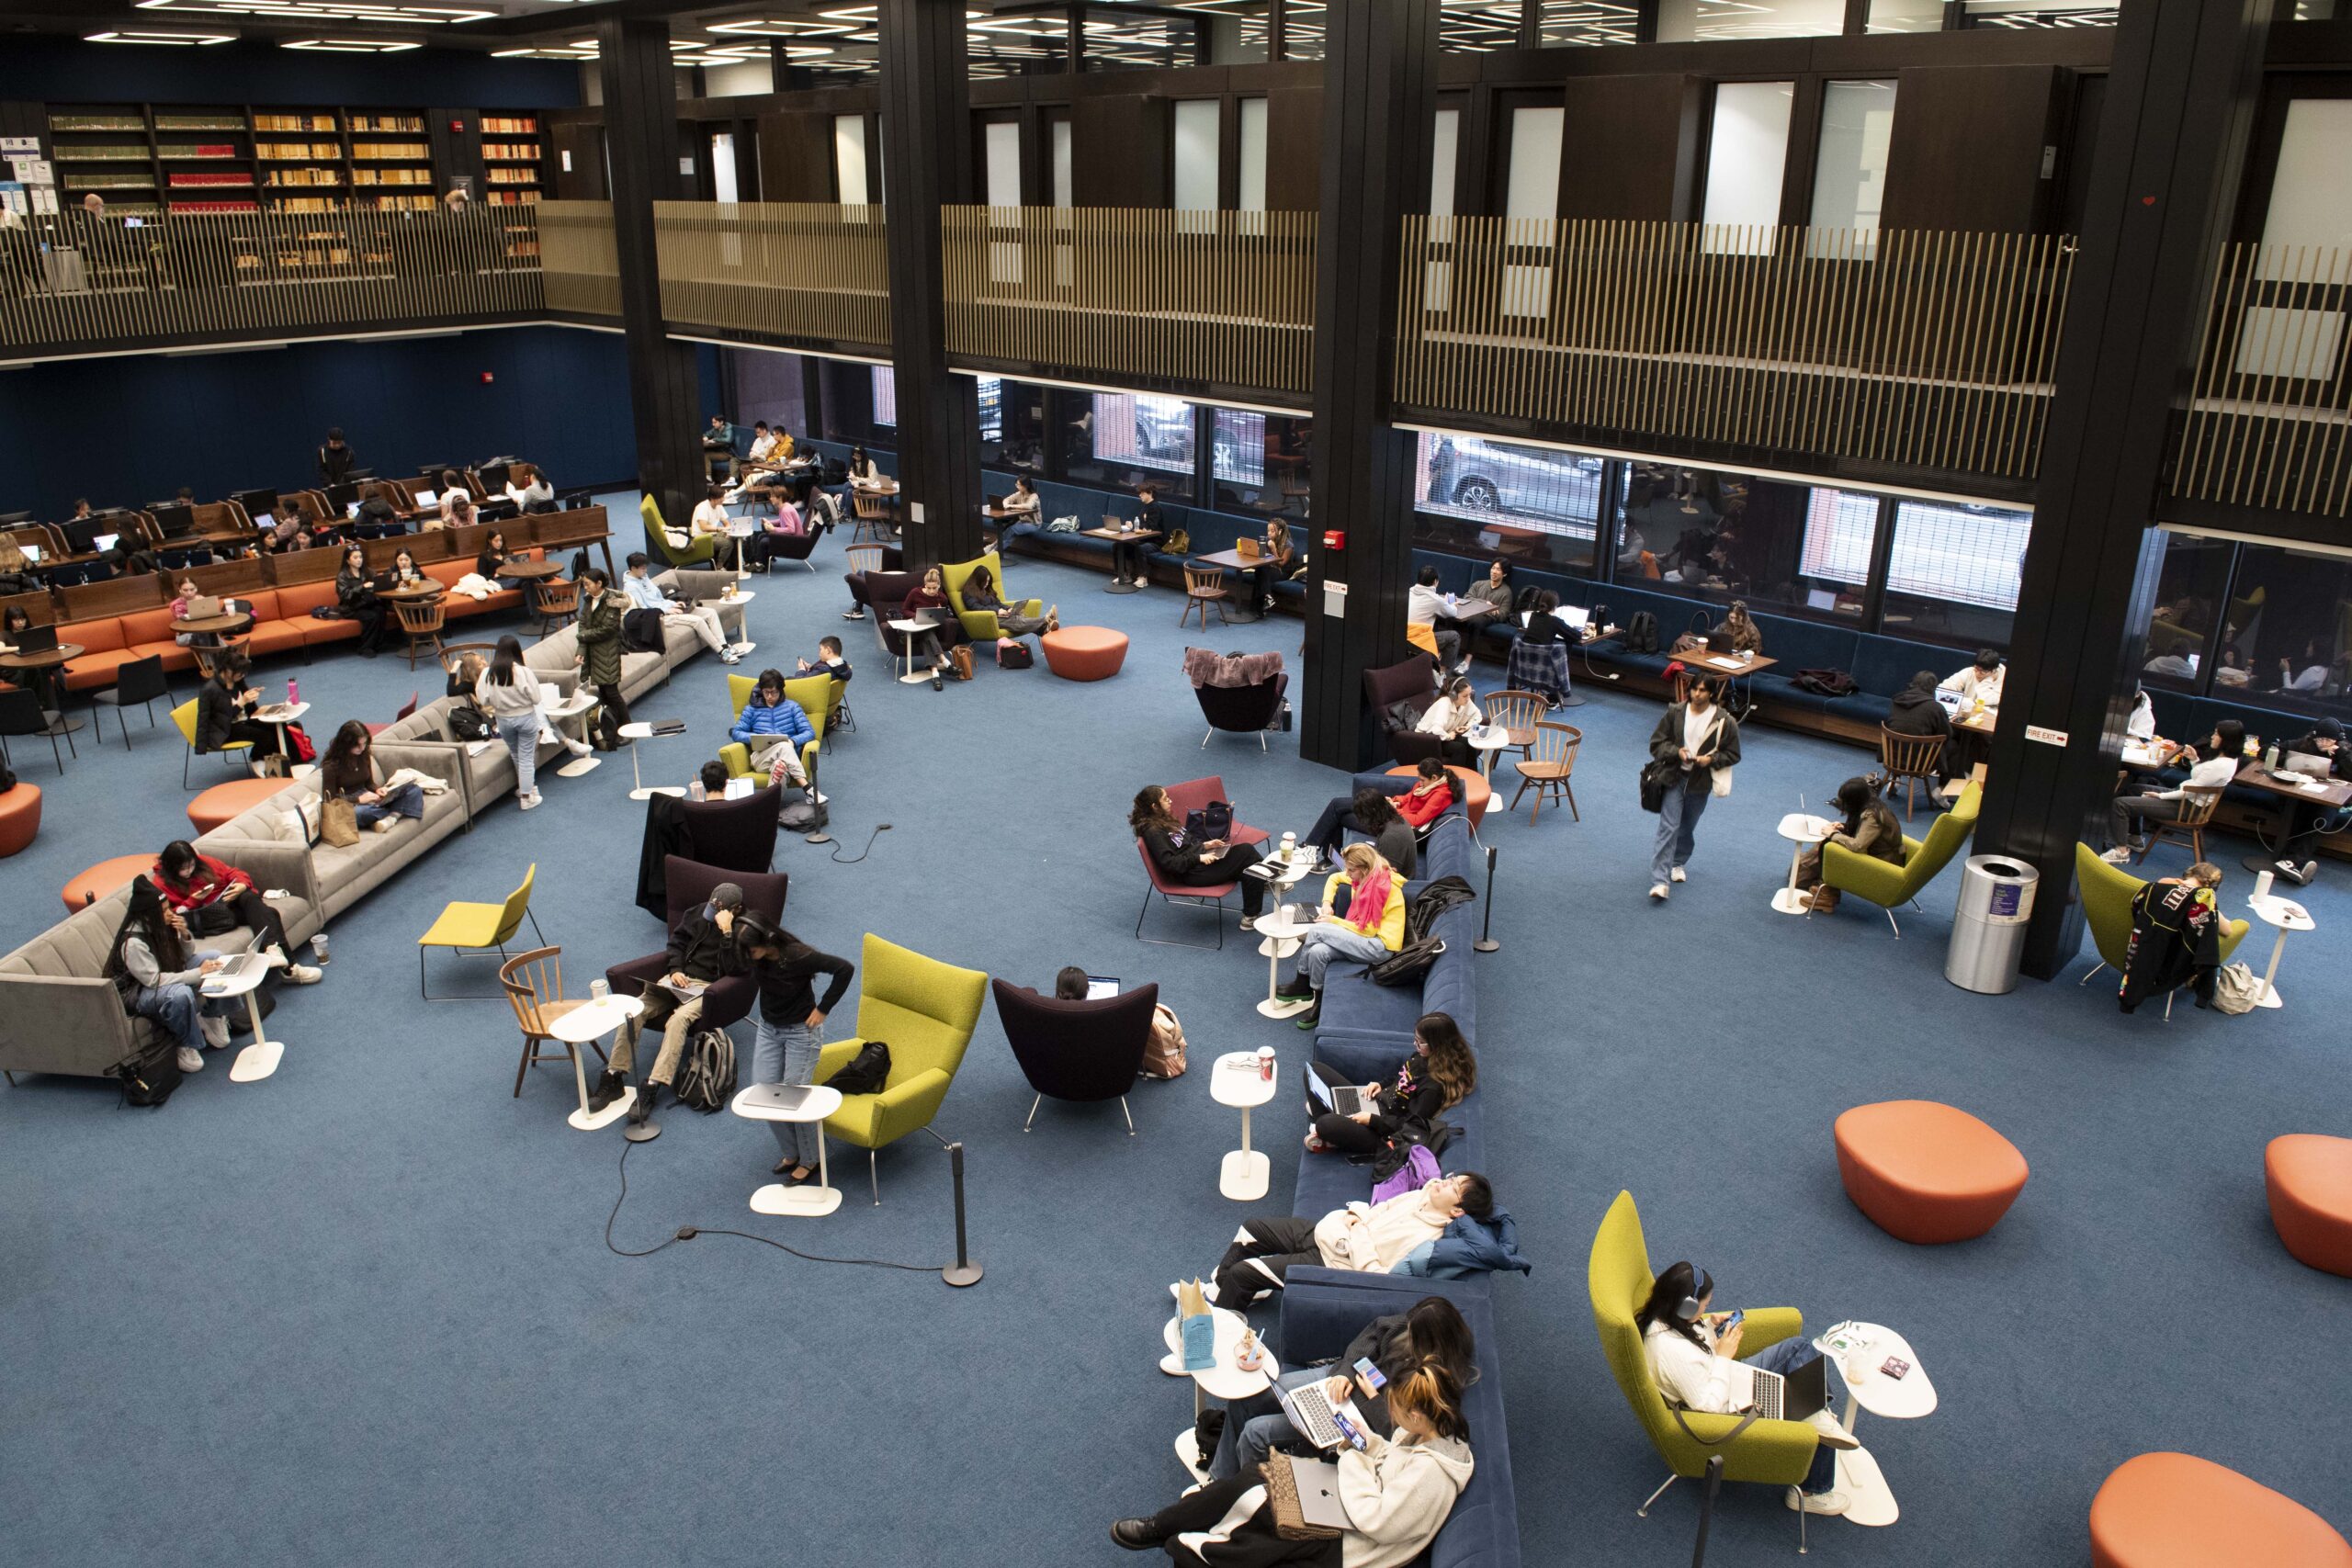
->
[1637,1260,1860,1518]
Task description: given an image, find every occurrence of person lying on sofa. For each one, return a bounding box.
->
[1202,1294,1476,1485]
[1303,1010,1475,1158]
[1111,1362,1476,1565]
[1191,1171,1494,1312]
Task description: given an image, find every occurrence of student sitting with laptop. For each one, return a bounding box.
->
[1296,788,1419,883]
[602,881,748,1122]
[1638,1260,1860,1518]
[1303,1010,1474,1158]
[107,875,236,1076]
[1192,1172,1493,1312]
[1273,843,1409,1029]
[1112,1361,1476,1565]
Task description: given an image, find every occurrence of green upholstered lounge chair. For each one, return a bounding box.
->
[940,552,1043,642]
[2074,841,2249,1009]
[1589,1190,1819,1544]
[1819,778,1982,937]
[814,934,989,1203]
[642,493,718,571]
[717,671,830,786]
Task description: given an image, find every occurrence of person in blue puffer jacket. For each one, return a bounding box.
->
[1394,1206,1529,1280]
[730,668,816,786]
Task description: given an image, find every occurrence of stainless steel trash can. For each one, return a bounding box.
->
[1946,855,2039,994]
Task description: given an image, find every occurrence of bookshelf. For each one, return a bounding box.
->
[154,108,258,213]
[254,109,345,208]
[46,106,163,216]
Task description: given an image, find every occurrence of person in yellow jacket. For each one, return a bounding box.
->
[1275,841,1408,1028]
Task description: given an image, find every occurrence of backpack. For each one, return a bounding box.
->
[671,1027,737,1112]
[1623,611,1659,654]
[1792,668,1860,697]
[1142,1003,1189,1079]
[1370,1144,1442,1202]
[116,1038,183,1108]
[1045,514,1080,534]
[779,794,828,831]
[1365,935,1445,987]
[824,1040,891,1097]
[995,637,1034,670]
[1512,584,1545,616]
[1182,801,1235,843]
[448,701,496,742]
[284,723,316,764]
[1401,875,1475,944]
[1165,527,1190,553]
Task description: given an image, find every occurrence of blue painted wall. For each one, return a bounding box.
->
[0,39,580,109]
[0,325,636,518]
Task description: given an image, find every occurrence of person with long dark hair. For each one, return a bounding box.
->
[1795,775,1903,911]
[729,913,856,1179]
[474,528,526,589]
[152,840,320,985]
[1194,1173,1494,1313]
[1305,1011,1475,1157]
[957,559,1057,638]
[2103,720,2242,863]
[320,719,424,834]
[1275,842,1408,1026]
[571,567,629,750]
[1131,784,1266,929]
[108,876,229,1075]
[1297,786,1419,880]
[1636,1259,1860,1517]
[195,653,289,776]
[335,544,390,658]
[1646,677,1740,901]
[1202,1292,1479,1483]
[476,633,547,810]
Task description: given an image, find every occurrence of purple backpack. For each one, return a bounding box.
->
[1371,1144,1442,1203]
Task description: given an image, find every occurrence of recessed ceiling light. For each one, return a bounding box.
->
[86,27,234,42]
[706,17,859,36]
[139,0,492,20]
[281,35,423,49]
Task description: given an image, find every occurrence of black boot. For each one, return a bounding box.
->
[1294,991,1322,1030]
[628,1081,658,1124]
[586,1069,626,1113]
[1109,1519,1164,1551]
[1274,970,1313,1000]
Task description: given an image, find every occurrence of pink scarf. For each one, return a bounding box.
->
[1346,862,1396,935]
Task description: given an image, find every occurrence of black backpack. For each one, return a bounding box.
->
[1182,801,1234,843]
[448,701,496,742]
[780,793,828,832]
[824,1040,891,1097]
[1401,874,1476,943]
[1366,935,1445,987]
[116,1038,183,1108]
[1624,611,1659,654]
[672,1027,737,1113]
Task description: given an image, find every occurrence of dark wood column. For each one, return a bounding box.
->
[878,0,987,568]
[1299,0,1440,771]
[1976,0,2275,979]
[598,17,707,549]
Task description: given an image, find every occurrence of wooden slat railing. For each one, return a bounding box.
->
[1395,217,2077,484]
[651,200,890,354]
[537,199,621,321]
[0,205,548,360]
[943,205,1317,399]
[2175,241,2352,520]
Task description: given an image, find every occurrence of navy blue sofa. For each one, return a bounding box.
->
[1275,1272,1520,1568]
[1314,806,1479,1054]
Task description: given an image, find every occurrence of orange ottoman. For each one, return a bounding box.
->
[2091,1452,2352,1568]
[1835,1100,2028,1244]
[1041,626,1129,682]
[188,776,298,835]
[1385,763,1490,829]
[2267,1134,2352,1278]
[63,853,156,913]
[0,783,40,857]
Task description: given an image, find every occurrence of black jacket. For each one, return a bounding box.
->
[663,905,748,983]
[1365,1055,1448,1139]
[195,678,251,752]
[751,941,855,1026]
[1647,703,1741,789]
[1886,685,1951,740]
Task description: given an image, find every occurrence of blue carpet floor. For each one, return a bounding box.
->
[2,518,2346,1567]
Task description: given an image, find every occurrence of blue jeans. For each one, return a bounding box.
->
[354,781,424,828]
[130,983,203,1053]
[1746,1337,1840,1494]
[751,1020,823,1166]
[497,714,537,798]
[1208,1388,1293,1481]
[1295,924,1389,990]
[1652,783,1711,885]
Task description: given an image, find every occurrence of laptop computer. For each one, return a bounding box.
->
[1236,536,1263,560]
[1727,1349,1830,1423]
[13,624,58,653]
[2284,751,2336,779]
[736,1081,819,1116]
[1285,1456,1351,1529]
[1706,627,1735,654]
[1555,604,1590,633]
[92,533,119,554]
[199,931,275,996]
[1304,1063,1366,1119]
[413,489,439,509]
[1271,1370,1357,1452]
[17,543,40,565]
[1085,976,1120,1001]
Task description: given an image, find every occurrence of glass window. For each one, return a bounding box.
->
[1173,99,1220,212]
[1622,465,1871,624]
[1213,409,1311,520]
[1954,0,2120,28]
[832,113,868,205]
[2260,99,2352,261]
[1657,0,1848,42]
[817,358,876,444]
[1701,82,1793,254]
[1238,97,1268,213]
[1880,498,2031,649]
[2136,531,2238,697]
[1415,431,1601,575]
[1051,118,1073,208]
[1864,0,1944,30]
[870,366,897,430]
[1080,391,1197,499]
[1441,0,1524,51]
[979,378,1048,477]
[1537,0,1641,46]
[1809,80,1897,256]
[1280,0,1325,59]
[2218,544,2352,719]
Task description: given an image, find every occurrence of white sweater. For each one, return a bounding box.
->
[1176,1430,1475,1568]
[1418,694,1482,739]
[1645,1319,1740,1414]
[2158,751,2237,801]
[1311,1185,1453,1274]
[474,665,544,718]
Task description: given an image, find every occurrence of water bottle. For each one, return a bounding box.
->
[287,677,298,706]
[687,777,706,802]
[2265,743,2280,773]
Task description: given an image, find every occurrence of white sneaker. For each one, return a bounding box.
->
[1806,1410,1861,1451]
[177,1046,204,1074]
[2099,846,2132,864]
[1649,883,1669,900]
[518,791,541,810]
[371,816,396,834]
[1669,866,1687,883]
[200,1013,231,1049]
[283,964,322,986]
[1786,1487,1849,1517]
[565,738,593,759]
[729,640,757,656]
[720,652,741,665]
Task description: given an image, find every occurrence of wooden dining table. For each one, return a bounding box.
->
[0,643,85,736]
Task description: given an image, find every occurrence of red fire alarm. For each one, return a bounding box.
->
[480,371,494,385]
[1322,529,1346,552]
[449,118,467,134]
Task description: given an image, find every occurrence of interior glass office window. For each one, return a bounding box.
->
[1080,391,1196,500]
[1953,0,2121,28]
[2134,531,2238,697]
[817,358,876,444]
[870,366,898,431]
[1212,409,1311,520]
[1808,80,1897,257]
[1413,430,1600,575]
[1701,82,1793,254]
[1622,465,1871,624]
[1537,0,1641,46]
[1865,0,1944,28]
[1191,0,1272,63]
[1440,0,1523,51]
[2214,544,2352,718]
[1880,498,2030,650]
[833,113,869,206]
[1657,0,1848,42]
[1280,0,1326,58]
[981,378,1047,477]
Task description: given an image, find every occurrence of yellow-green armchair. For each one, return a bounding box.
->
[643,493,718,570]
[1589,1190,1818,1539]
[2075,841,2248,1008]
[1820,779,1982,938]
[815,934,989,1202]
[941,552,1043,641]
[718,671,830,787]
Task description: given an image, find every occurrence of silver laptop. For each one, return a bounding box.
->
[737,1082,818,1115]
[1272,1369,1353,1452]
[2284,751,2335,779]
[1305,1064,1365,1119]
[199,931,274,995]
[1287,1458,1351,1529]
[1726,1351,1828,1423]
[1555,604,1590,633]
[414,489,439,508]
[93,533,119,553]
[1085,976,1120,1000]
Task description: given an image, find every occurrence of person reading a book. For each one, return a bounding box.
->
[603,881,747,1122]
[1637,1260,1860,1518]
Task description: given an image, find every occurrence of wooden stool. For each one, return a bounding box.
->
[0,781,40,857]
[188,776,299,836]
[1835,1100,2029,1244]
[62,853,155,913]
[1040,626,1130,682]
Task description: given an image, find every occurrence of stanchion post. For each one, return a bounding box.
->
[943,1140,982,1287]
[1475,843,1499,953]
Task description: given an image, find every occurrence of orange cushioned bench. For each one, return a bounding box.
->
[1040,626,1129,682]
[1834,1100,2029,1244]
[2266,1134,2352,1278]
[188,776,299,835]
[1385,763,1490,829]
[2090,1451,2351,1568]
[0,782,40,857]
[62,853,156,913]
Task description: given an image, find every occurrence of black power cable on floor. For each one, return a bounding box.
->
[603,1138,939,1275]
[824,821,891,863]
